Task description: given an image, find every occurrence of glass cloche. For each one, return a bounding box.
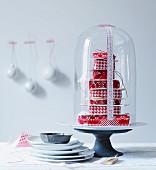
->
[74,24,136,127]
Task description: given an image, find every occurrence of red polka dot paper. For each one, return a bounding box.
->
[16,132,32,147]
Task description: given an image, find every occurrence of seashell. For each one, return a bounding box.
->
[101,156,118,165]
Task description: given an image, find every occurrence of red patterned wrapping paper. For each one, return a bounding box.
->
[93,59,115,70]
[90,89,122,98]
[89,80,120,89]
[78,115,130,126]
[89,105,121,115]
[93,70,115,80]
[15,132,32,147]
[90,99,121,105]
[93,70,109,79]
[93,52,116,60]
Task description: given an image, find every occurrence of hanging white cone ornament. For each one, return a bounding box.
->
[7,64,19,79]
[42,39,57,81]
[25,79,37,93]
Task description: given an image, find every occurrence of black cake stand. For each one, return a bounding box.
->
[74,126,132,157]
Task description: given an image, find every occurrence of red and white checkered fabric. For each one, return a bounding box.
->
[90,89,122,98]
[89,105,121,115]
[93,59,115,70]
[78,115,130,126]
[99,119,120,126]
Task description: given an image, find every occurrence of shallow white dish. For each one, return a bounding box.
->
[31,150,94,159]
[32,142,84,151]
[28,136,78,146]
[31,146,89,156]
[33,153,94,162]
[74,122,147,131]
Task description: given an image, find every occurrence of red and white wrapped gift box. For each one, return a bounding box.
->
[90,89,122,98]
[89,80,120,89]
[93,59,115,70]
[90,99,121,105]
[93,70,109,80]
[93,52,116,60]
[78,114,130,126]
[89,105,121,115]
[93,70,115,80]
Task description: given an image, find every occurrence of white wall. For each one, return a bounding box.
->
[0,0,155,143]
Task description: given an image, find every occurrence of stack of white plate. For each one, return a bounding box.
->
[28,136,94,162]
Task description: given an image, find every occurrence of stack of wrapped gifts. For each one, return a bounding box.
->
[78,51,130,126]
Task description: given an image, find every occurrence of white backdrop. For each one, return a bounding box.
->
[0,0,155,143]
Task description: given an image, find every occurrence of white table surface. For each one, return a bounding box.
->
[0,143,156,170]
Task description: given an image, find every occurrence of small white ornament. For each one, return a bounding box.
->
[42,64,57,81]
[25,79,37,93]
[7,64,20,79]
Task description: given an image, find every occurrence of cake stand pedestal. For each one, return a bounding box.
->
[74,127,132,157]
